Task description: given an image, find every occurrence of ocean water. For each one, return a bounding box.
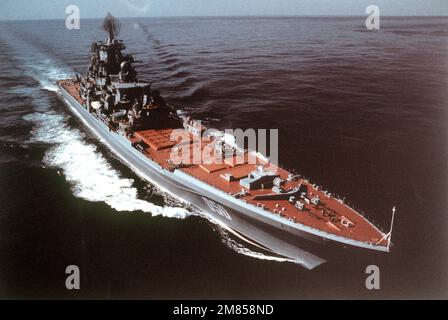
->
[0,16,447,299]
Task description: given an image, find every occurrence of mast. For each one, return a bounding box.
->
[375,206,396,249]
[102,12,121,44]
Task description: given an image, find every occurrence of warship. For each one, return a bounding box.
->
[56,14,394,269]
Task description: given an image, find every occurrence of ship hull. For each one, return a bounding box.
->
[56,84,386,270]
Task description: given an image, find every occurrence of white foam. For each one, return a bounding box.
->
[27,59,71,92]
[203,213,297,264]
[23,111,190,219]
[223,236,296,263]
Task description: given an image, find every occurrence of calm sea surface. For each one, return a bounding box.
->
[0,16,447,298]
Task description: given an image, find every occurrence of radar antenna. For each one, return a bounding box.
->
[103,12,121,42]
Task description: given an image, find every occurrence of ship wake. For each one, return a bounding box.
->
[24,111,191,219]
[212,218,298,264]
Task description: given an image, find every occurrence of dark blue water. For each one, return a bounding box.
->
[0,16,447,298]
